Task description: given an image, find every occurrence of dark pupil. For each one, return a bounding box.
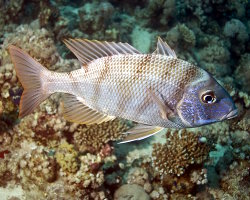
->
[205,95,213,102]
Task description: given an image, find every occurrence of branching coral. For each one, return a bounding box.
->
[72,119,129,153]
[152,129,209,177]
[166,23,196,50]
[196,36,231,76]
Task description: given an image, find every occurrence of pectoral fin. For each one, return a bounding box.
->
[147,89,174,120]
[119,124,165,144]
[63,94,115,125]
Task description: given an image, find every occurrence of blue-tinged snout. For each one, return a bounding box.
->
[177,74,238,127]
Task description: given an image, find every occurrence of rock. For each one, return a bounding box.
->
[114,184,150,200]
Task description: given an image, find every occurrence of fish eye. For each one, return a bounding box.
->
[201,91,216,104]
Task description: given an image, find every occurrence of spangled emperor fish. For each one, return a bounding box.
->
[8,38,238,143]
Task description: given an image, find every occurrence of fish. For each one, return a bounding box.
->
[8,37,238,143]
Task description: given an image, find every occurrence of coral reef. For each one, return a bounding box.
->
[224,18,249,43]
[207,160,250,199]
[0,0,249,199]
[114,184,150,200]
[234,53,250,93]
[19,145,57,186]
[0,0,24,30]
[166,23,196,50]
[78,2,114,39]
[55,141,79,173]
[127,167,152,193]
[72,119,129,153]
[152,130,209,177]
[2,24,59,68]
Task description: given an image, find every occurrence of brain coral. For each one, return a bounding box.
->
[152,129,209,177]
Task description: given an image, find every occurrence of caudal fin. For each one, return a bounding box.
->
[8,45,51,118]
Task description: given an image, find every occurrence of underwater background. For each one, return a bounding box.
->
[0,0,249,199]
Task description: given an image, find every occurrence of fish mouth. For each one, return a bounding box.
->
[222,109,238,120]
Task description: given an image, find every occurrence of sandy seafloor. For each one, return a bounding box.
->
[0,0,249,199]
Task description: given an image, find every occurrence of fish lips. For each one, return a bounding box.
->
[221,108,238,120]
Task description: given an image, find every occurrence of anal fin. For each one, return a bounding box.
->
[63,94,115,125]
[119,124,165,144]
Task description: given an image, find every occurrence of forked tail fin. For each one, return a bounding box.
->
[8,45,51,118]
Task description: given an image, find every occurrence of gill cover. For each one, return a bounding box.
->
[177,70,237,127]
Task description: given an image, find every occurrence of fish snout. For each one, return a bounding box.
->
[222,108,238,120]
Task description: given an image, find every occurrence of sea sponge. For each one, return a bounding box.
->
[131,26,154,53]
[72,119,129,153]
[152,129,209,177]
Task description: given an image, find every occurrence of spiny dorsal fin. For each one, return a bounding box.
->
[63,94,115,125]
[63,39,141,66]
[153,37,177,58]
[119,124,164,144]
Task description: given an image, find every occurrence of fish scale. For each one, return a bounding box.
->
[55,54,198,128]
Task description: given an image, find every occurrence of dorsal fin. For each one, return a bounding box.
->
[63,39,141,66]
[153,37,177,58]
[63,94,115,125]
